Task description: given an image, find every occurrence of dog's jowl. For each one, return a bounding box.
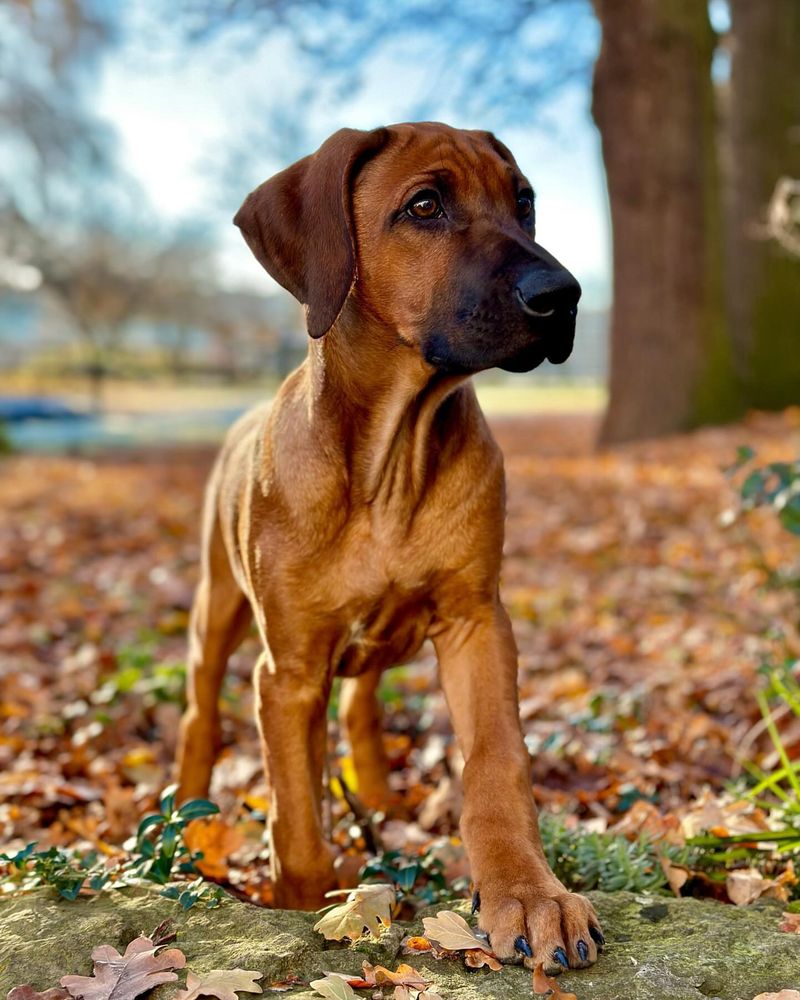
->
[175,122,601,975]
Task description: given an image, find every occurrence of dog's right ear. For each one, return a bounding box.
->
[234,127,388,339]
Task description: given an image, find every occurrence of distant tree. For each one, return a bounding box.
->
[592,0,739,442]
[724,0,800,413]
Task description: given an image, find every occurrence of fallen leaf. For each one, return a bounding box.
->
[418,993,444,1000]
[464,949,502,971]
[8,988,71,1000]
[779,912,800,934]
[316,974,373,990]
[147,919,177,948]
[727,868,792,906]
[60,936,186,1000]
[680,791,771,840]
[402,936,432,952]
[421,910,492,954]
[183,817,245,880]
[174,969,263,1000]
[660,856,690,896]
[265,977,302,993]
[752,992,800,1000]
[318,962,427,991]
[532,963,577,999]
[372,965,428,989]
[308,979,358,1000]
[313,884,395,941]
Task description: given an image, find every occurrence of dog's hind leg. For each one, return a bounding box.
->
[339,669,393,811]
[176,515,252,802]
[254,654,337,909]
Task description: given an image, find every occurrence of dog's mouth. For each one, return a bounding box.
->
[500,323,576,372]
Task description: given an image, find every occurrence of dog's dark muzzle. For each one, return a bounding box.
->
[508,261,581,368]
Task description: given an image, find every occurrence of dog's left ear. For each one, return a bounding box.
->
[234,127,388,339]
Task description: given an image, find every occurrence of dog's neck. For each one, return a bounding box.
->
[303,317,471,506]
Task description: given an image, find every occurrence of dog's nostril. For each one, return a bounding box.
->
[515,272,581,319]
[515,287,555,318]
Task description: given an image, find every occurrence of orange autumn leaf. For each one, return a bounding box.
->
[532,963,577,1000]
[370,964,429,990]
[464,949,502,971]
[183,816,245,879]
[403,936,433,953]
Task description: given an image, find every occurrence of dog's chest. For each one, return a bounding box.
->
[335,594,431,677]
[329,536,436,676]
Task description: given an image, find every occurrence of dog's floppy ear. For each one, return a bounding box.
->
[234,127,388,339]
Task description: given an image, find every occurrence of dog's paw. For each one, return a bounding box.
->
[473,880,603,974]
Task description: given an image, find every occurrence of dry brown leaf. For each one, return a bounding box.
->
[264,977,302,993]
[532,963,577,1000]
[60,937,186,1000]
[417,993,444,1000]
[464,949,502,971]
[320,962,428,991]
[659,855,690,896]
[680,791,771,840]
[421,910,491,954]
[8,988,71,1000]
[147,919,177,948]
[317,973,372,990]
[313,884,395,941]
[371,965,428,989]
[308,978,358,1000]
[174,969,263,1000]
[727,867,792,906]
[752,992,800,1000]
[779,912,800,933]
[183,817,245,880]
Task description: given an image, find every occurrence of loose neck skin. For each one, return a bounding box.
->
[301,310,472,506]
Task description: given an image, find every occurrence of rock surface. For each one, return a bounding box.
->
[1,888,799,1000]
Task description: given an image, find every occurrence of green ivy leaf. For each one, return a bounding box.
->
[159,783,179,816]
[176,799,220,821]
[137,813,164,841]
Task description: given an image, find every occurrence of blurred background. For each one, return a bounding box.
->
[2,0,797,452]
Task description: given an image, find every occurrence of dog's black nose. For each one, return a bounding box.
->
[515,268,581,320]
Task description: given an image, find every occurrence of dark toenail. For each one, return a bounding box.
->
[514,935,533,958]
[589,926,605,948]
[472,890,480,914]
[577,939,588,961]
[554,947,569,969]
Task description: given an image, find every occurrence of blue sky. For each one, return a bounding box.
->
[95,6,612,308]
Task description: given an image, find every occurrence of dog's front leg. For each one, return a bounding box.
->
[254,653,337,909]
[433,604,602,975]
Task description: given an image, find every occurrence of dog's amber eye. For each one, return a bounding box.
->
[407,191,442,220]
[517,191,534,220]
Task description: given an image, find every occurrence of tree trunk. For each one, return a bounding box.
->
[725,0,800,411]
[592,0,741,444]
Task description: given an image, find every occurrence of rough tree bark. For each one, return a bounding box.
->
[592,0,741,444]
[725,0,800,412]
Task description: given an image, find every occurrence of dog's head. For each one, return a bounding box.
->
[235,122,580,373]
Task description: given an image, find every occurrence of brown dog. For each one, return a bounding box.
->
[175,122,602,975]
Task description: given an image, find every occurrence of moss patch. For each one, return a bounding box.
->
[1,889,799,999]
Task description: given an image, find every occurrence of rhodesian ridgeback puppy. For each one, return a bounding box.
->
[175,122,603,975]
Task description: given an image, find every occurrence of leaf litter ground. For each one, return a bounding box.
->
[1,409,800,911]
